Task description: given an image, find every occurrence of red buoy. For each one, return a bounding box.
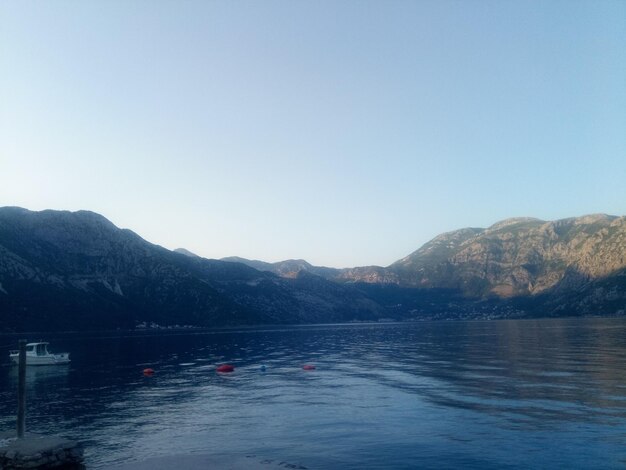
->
[143,368,155,376]
[217,364,235,373]
[302,365,316,371]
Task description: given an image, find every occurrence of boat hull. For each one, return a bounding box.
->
[9,353,70,366]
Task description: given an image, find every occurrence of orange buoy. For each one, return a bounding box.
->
[302,365,316,371]
[143,368,155,376]
[217,364,234,373]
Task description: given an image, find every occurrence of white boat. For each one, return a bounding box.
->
[9,342,70,366]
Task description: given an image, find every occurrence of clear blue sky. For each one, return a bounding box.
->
[1,0,625,268]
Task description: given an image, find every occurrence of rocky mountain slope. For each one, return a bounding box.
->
[0,208,383,332]
[238,214,626,298]
[228,214,626,319]
[389,214,626,297]
[0,208,624,332]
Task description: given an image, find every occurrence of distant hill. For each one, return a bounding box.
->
[221,256,340,279]
[0,207,624,332]
[174,248,199,258]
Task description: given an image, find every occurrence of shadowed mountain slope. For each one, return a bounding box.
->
[0,208,382,332]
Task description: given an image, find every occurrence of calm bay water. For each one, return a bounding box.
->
[1,318,626,469]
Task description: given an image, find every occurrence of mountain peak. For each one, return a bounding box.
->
[174,248,200,258]
[487,217,545,232]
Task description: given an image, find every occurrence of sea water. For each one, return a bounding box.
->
[1,317,625,469]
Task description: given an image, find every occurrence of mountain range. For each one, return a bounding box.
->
[0,207,624,332]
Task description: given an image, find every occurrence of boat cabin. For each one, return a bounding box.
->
[26,342,50,356]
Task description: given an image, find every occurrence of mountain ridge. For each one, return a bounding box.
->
[0,207,625,331]
[0,207,384,331]
[230,214,626,299]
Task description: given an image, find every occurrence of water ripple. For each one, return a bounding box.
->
[0,318,625,468]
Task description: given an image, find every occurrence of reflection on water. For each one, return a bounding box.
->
[7,363,70,382]
[0,317,625,469]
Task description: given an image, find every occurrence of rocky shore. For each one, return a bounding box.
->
[0,432,83,469]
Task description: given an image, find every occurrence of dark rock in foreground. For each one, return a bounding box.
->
[0,432,83,469]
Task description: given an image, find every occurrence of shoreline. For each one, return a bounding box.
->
[0,313,625,338]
